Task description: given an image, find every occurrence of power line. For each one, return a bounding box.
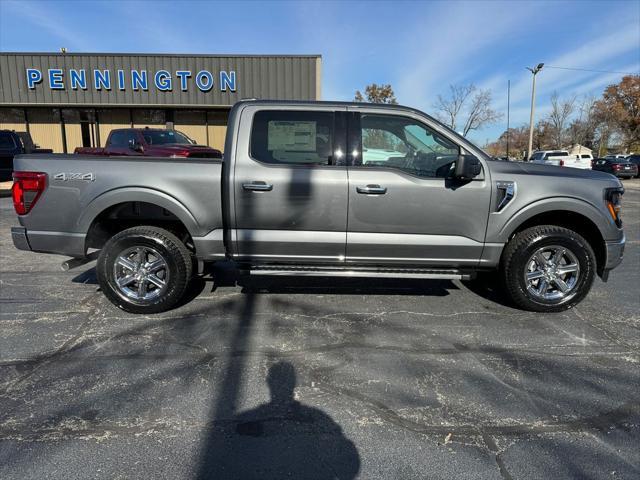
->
[545,65,639,75]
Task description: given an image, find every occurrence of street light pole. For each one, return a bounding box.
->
[506,79,510,159]
[526,63,544,160]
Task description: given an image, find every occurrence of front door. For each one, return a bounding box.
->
[232,107,348,263]
[346,111,492,267]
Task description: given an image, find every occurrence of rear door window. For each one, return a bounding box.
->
[250,111,335,165]
[109,131,127,147]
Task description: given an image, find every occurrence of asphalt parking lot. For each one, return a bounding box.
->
[1,180,639,480]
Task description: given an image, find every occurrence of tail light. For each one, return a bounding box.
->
[605,187,624,227]
[12,172,47,215]
[559,159,564,166]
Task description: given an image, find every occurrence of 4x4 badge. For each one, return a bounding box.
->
[54,172,96,182]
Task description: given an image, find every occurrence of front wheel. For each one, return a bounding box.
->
[501,225,596,312]
[97,226,192,314]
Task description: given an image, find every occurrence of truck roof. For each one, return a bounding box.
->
[234,99,435,118]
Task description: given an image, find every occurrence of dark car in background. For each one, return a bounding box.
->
[626,154,640,177]
[74,128,222,159]
[0,130,53,180]
[592,157,638,179]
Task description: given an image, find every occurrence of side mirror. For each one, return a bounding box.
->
[454,154,481,179]
[129,139,144,153]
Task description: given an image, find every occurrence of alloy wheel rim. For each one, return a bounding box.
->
[524,245,580,301]
[113,246,169,302]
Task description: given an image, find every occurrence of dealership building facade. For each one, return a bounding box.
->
[0,52,322,152]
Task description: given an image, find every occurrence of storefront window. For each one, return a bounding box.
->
[132,109,165,127]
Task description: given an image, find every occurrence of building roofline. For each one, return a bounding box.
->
[0,52,322,58]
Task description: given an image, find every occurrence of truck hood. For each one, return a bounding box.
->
[489,160,621,184]
[150,144,222,158]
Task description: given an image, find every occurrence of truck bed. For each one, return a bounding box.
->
[13,154,225,258]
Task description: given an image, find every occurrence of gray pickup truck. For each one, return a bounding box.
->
[11,100,625,314]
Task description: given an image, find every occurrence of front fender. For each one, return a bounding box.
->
[494,196,616,243]
[77,187,201,235]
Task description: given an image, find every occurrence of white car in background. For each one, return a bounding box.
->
[529,150,592,169]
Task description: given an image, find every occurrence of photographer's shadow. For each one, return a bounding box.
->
[202,362,360,479]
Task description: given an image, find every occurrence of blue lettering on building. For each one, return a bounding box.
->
[175,70,191,91]
[154,70,172,91]
[48,69,64,89]
[94,70,111,90]
[24,67,237,93]
[195,70,214,92]
[131,70,148,91]
[220,71,236,92]
[70,69,87,90]
[117,70,126,90]
[26,69,42,89]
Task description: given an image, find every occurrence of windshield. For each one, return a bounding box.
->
[142,130,193,145]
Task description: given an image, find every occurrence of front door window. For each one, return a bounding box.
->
[358,114,459,178]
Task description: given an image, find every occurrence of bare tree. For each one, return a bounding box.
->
[433,84,475,130]
[568,96,597,152]
[354,84,397,104]
[462,89,503,136]
[547,92,576,148]
[433,83,502,136]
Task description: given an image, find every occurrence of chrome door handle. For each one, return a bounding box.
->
[243,182,273,191]
[356,185,387,195]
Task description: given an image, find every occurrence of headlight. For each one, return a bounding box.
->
[605,187,624,227]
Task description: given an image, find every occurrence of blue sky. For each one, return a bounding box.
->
[1,0,638,143]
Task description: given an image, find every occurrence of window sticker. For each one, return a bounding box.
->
[268,121,316,151]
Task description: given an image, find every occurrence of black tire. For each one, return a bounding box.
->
[501,225,596,312]
[97,226,192,314]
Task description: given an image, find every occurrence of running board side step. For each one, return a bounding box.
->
[249,266,474,280]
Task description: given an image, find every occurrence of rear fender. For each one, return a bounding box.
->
[78,187,200,236]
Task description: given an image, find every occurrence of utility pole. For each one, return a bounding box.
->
[526,63,544,160]
[506,79,510,159]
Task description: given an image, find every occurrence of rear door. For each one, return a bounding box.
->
[345,109,492,267]
[231,106,349,263]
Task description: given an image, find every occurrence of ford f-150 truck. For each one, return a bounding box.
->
[11,100,625,314]
[74,127,222,158]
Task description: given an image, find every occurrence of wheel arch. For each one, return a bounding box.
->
[501,201,608,277]
[80,188,200,253]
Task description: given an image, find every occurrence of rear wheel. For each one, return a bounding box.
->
[97,226,192,314]
[501,225,595,312]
